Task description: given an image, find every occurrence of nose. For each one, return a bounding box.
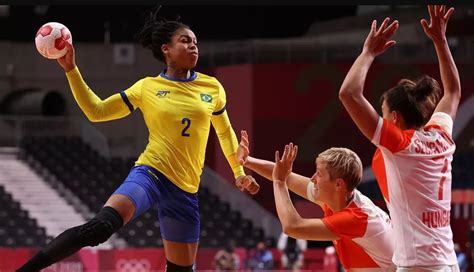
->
[310,174,317,184]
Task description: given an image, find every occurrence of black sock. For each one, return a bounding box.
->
[16,206,123,272]
[166,259,194,272]
[16,251,51,272]
[16,225,82,272]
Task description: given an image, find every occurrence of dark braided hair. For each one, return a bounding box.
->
[381,75,442,129]
[135,6,190,63]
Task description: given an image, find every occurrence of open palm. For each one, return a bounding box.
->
[421,5,454,43]
[272,143,298,183]
[236,130,250,165]
[363,17,399,57]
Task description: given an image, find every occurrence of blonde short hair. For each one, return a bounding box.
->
[316,147,363,191]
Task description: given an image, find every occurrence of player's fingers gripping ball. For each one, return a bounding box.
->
[35,22,72,59]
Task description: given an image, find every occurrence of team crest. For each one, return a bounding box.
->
[156,90,170,98]
[200,94,212,103]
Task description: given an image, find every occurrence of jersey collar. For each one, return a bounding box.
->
[160,69,197,82]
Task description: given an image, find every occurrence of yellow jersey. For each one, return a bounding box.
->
[66,67,245,193]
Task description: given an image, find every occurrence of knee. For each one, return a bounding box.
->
[78,218,114,246]
[78,206,123,247]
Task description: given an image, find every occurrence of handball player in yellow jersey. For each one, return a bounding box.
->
[18,10,259,272]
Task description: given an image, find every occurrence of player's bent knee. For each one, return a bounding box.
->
[78,206,123,247]
[166,259,194,272]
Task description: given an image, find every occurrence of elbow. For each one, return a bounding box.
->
[84,104,106,122]
[281,215,306,237]
[339,89,364,105]
[216,127,231,138]
[213,122,231,138]
[454,86,462,100]
[84,113,103,123]
[447,78,462,100]
[282,224,298,237]
[443,87,462,106]
[282,225,291,236]
[448,80,462,98]
[338,88,353,102]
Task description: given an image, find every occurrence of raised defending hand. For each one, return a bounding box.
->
[236,130,250,166]
[363,17,399,58]
[235,175,260,195]
[421,5,454,43]
[57,42,76,73]
[272,143,298,183]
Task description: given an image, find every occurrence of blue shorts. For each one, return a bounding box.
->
[112,165,200,243]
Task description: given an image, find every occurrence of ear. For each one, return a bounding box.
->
[335,178,346,191]
[390,110,398,122]
[392,111,406,129]
[161,44,169,55]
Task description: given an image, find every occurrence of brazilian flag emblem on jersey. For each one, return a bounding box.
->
[200,94,212,103]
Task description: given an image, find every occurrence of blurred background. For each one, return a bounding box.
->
[0,4,473,271]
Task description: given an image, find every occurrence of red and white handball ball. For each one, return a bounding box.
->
[35,22,72,59]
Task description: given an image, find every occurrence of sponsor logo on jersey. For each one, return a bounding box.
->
[156,90,170,98]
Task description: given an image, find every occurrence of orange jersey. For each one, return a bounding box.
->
[321,190,395,270]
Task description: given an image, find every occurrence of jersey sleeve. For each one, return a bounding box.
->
[210,80,245,179]
[306,182,316,202]
[425,112,454,136]
[213,81,227,115]
[121,78,144,110]
[371,117,413,153]
[65,67,133,122]
[321,206,368,240]
[211,110,246,179]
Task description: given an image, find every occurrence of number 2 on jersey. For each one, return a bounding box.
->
[181,118,191,137]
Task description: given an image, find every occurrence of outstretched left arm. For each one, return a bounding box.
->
[211,111,260,194]
[272,143,338,241]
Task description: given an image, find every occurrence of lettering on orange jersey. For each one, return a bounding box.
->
[421,210,450,228]
[413,138,450,155]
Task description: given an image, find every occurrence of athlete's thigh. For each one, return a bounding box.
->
[163,239,199,266]
[145,166,201,264]
[107,165,160,224]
